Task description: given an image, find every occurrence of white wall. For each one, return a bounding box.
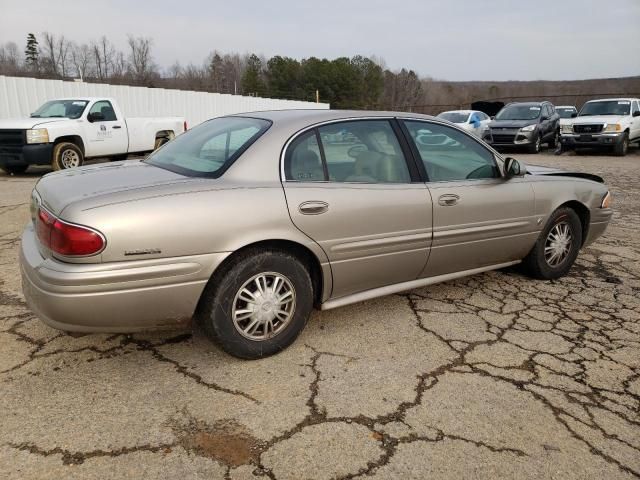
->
[0,75,329,125]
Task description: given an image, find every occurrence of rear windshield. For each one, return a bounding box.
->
[495,105,541,121]
[579,100,630,116]
[437,112,469,123]
[146,117,271,177]
[557,108,577,119]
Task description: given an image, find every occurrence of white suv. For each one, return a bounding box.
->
[559,98,640,156]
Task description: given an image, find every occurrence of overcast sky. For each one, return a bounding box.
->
[1,0,639,81]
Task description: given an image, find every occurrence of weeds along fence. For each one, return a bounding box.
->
[0,75,329,126]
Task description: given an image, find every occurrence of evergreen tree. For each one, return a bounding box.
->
[241,54,266,96]
[24,33,39,69]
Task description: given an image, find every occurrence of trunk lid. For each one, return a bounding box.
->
[35,161,191,216]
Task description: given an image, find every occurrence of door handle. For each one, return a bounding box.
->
[112,125,122,129]
[299,201,329,215]
[438,194,459,206]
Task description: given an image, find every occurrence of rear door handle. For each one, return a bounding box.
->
[299,201,329,215]
[113,125,122,129]
[438,194,459,206]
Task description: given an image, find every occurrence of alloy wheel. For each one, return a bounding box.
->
[544,221,573,267]
[232,272,296,341]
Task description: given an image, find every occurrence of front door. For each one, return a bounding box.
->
[281,119,433,299]
[83,100,128,157]
[401,119,538,278]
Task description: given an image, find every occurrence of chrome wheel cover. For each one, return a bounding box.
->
[61,149,80,168]
[232,272,296,341]
[544,221,572,267]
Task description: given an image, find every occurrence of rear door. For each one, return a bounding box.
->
[281,119,432,299]
[400,119,538,277]
[83,100,128,157]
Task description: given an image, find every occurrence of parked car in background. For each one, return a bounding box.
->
[437,110,491,138]
[484,101,560,153]
[21,110,612,359]
[556,105,578,124]
[559,98,640,156]
[0,97,186,174]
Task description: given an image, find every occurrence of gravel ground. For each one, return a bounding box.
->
[1,149,639,479]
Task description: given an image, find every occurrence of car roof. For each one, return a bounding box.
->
[585,98,639,103]
[556,105,577,109]
[505,101,546,106]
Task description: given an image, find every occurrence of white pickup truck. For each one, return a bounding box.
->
[0,97,186,174]
[559,98,640,156]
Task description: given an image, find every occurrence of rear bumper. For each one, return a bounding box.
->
[20,224,229,332]
[0,143,53,167]
[560,132,624,149]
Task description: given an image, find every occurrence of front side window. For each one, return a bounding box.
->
[30,99,88,119]
[146,116,270,177]
[632,101,639,115]
[403,121,499,182]
[285,120,411,183]
[89,101,117,121]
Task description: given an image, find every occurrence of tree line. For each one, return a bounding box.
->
[1,32,638,113]
[0,32,423,109]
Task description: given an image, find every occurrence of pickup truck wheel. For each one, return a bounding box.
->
[522,207,582,280]
[613,132,629,157]
[0,164,28,175]
[198,249,313,359]
[52,142,84,170]
[154,137,169,150]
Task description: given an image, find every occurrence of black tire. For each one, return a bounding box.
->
[548,130,559,149]
[52,142,84,170]
[527,134,541,154]
[522,207,582,280]
[198,249,313,359]
[613,132,629,157]
[0,164,28,175]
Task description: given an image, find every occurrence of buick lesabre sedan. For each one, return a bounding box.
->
[21,110,613,359]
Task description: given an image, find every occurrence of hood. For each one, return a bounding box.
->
[526,164,604,183]
[0,117,74,130]
[489,119,538,129]
[35,161,196,216]
[572,115,626,125]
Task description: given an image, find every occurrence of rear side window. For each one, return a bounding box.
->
[403,121,499,182]
[146,116,271,178]
[285,120,411,183]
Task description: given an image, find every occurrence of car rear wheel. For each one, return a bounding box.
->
[613,132,629,157]
[522,207,582,280]
[0,164,28,175]
[52,142,84,170]
[198,249,313,359]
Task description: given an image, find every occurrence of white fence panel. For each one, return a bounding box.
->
[0,75,329,125]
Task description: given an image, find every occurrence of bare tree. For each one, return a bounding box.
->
[0,42,21,75]
[91,36,115,81]
[70,42,92,80]
[41,32,71,78]
[127,35,156,85]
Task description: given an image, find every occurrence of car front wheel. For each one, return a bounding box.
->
[198,249,313,359]
[522,207,582,280]
[528,134,541,153]
[52,142,84,170]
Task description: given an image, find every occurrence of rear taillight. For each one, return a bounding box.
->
[36,208,105,256]
[183,120,188,131]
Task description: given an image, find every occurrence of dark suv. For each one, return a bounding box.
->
[484,101,560,153]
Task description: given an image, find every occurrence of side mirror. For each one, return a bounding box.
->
[633,111,640,117]
[540,116,549,121]
[490,116,495,120]
[87,112,105,123]
[504,157,525,178]
[571,112,578,118]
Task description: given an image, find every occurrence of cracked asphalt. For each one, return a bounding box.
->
[1,150,639,479]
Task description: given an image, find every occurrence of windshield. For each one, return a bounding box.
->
[30,100,88,119]
[557,108,577,119]
[579,100,630,116]
[437,112,470,123]
[146,117,271,177]
[496,105,541,121]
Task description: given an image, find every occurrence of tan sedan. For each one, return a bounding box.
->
[20,110,612,358]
